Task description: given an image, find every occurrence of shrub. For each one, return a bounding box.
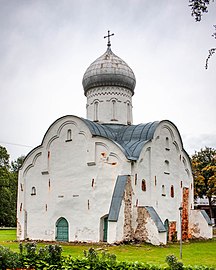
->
[165,254,183,270]
[0,245,21,269]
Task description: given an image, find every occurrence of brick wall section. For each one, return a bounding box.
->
[182,187,189,240]
[134,207,149,241]
[123,176,134,240]
[168,221,177,241]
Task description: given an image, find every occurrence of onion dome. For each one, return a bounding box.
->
[82,47,136,96]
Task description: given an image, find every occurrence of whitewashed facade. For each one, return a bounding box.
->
[17,44,212,245]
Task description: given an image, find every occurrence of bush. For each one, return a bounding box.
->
[0,245,215,270]
[165,254,183,270]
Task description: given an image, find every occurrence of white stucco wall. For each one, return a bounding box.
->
[17,115,130,242]
[86,86,133,125]
[129,120,194,242]
[189,210,213,239]
[17,117,208,244]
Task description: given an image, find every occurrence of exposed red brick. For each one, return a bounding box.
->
[182,187,189,240]
[168,221,177,241]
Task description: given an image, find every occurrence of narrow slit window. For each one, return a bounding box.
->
[94,101,99,121]
[135,174,137,185]
[112,100,116,120]
[164,160,170,174]
[127,102,131,125]
[165,137,170,150]
[162,185,166,196]
[171,185,174,198]
[141,179,146,191]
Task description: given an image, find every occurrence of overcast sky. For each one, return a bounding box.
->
[0,0,215,162]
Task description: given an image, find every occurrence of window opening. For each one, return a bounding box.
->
[154,176,157,186]
[164,160,170,174]
[162,185,166,196]
[141,179,146,191]
[66,129,72,141]
[165,137,170,150]
[31,186,36,196]
[94,101,99,121]
[112,100,116,120]
[135,174,137,185]
[92,179,95,187]
[171,185,174,198]
[127,102,131,125]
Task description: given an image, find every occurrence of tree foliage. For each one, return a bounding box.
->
[0,145,25,227]
[191,147,216,218]
[189,0,216,69]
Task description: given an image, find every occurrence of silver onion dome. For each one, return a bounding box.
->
[82,47,136,96]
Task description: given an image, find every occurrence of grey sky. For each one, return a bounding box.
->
[0,0,215,161]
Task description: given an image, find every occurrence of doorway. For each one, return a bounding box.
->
[56,217,69,241]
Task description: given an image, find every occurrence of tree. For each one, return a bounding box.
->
[0,146,12,226]
[0,145,25,227]
[191,147,216,219]
[189,0,216,69]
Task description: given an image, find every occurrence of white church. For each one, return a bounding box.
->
[17,33,212,245]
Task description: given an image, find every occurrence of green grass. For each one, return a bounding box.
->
[0,229,215,268]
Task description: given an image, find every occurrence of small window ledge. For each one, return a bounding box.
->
[41,170,49,175]
[87,162,96,166]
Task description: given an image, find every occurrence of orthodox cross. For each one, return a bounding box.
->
[104,30,114,47]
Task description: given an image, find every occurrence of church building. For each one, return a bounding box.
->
[17,33,212,245]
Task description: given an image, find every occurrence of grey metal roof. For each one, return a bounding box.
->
[200,210,212,225]
[144,206,166,232]
[82,47,136,95]
[108,175,128,221]
[82,118,159,160]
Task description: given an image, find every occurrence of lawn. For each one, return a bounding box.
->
[0,229,215,268]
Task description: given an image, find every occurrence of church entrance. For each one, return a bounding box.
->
[100,215,108,242]
[103,217,108,242]
[164,219,169,242]
[56,217,69,241]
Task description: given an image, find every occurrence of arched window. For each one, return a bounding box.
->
[31,186,36,196]
[165,137,170,150]
[164,160,170,174]
[94,101,99,121]
[170,185,174,198]
[127,102,131,125]
[66,129,72,141]
[141,179,146,191]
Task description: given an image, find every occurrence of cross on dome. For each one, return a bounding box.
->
[104,30,114,47]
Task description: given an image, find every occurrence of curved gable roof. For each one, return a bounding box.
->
[82,118,159,160]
